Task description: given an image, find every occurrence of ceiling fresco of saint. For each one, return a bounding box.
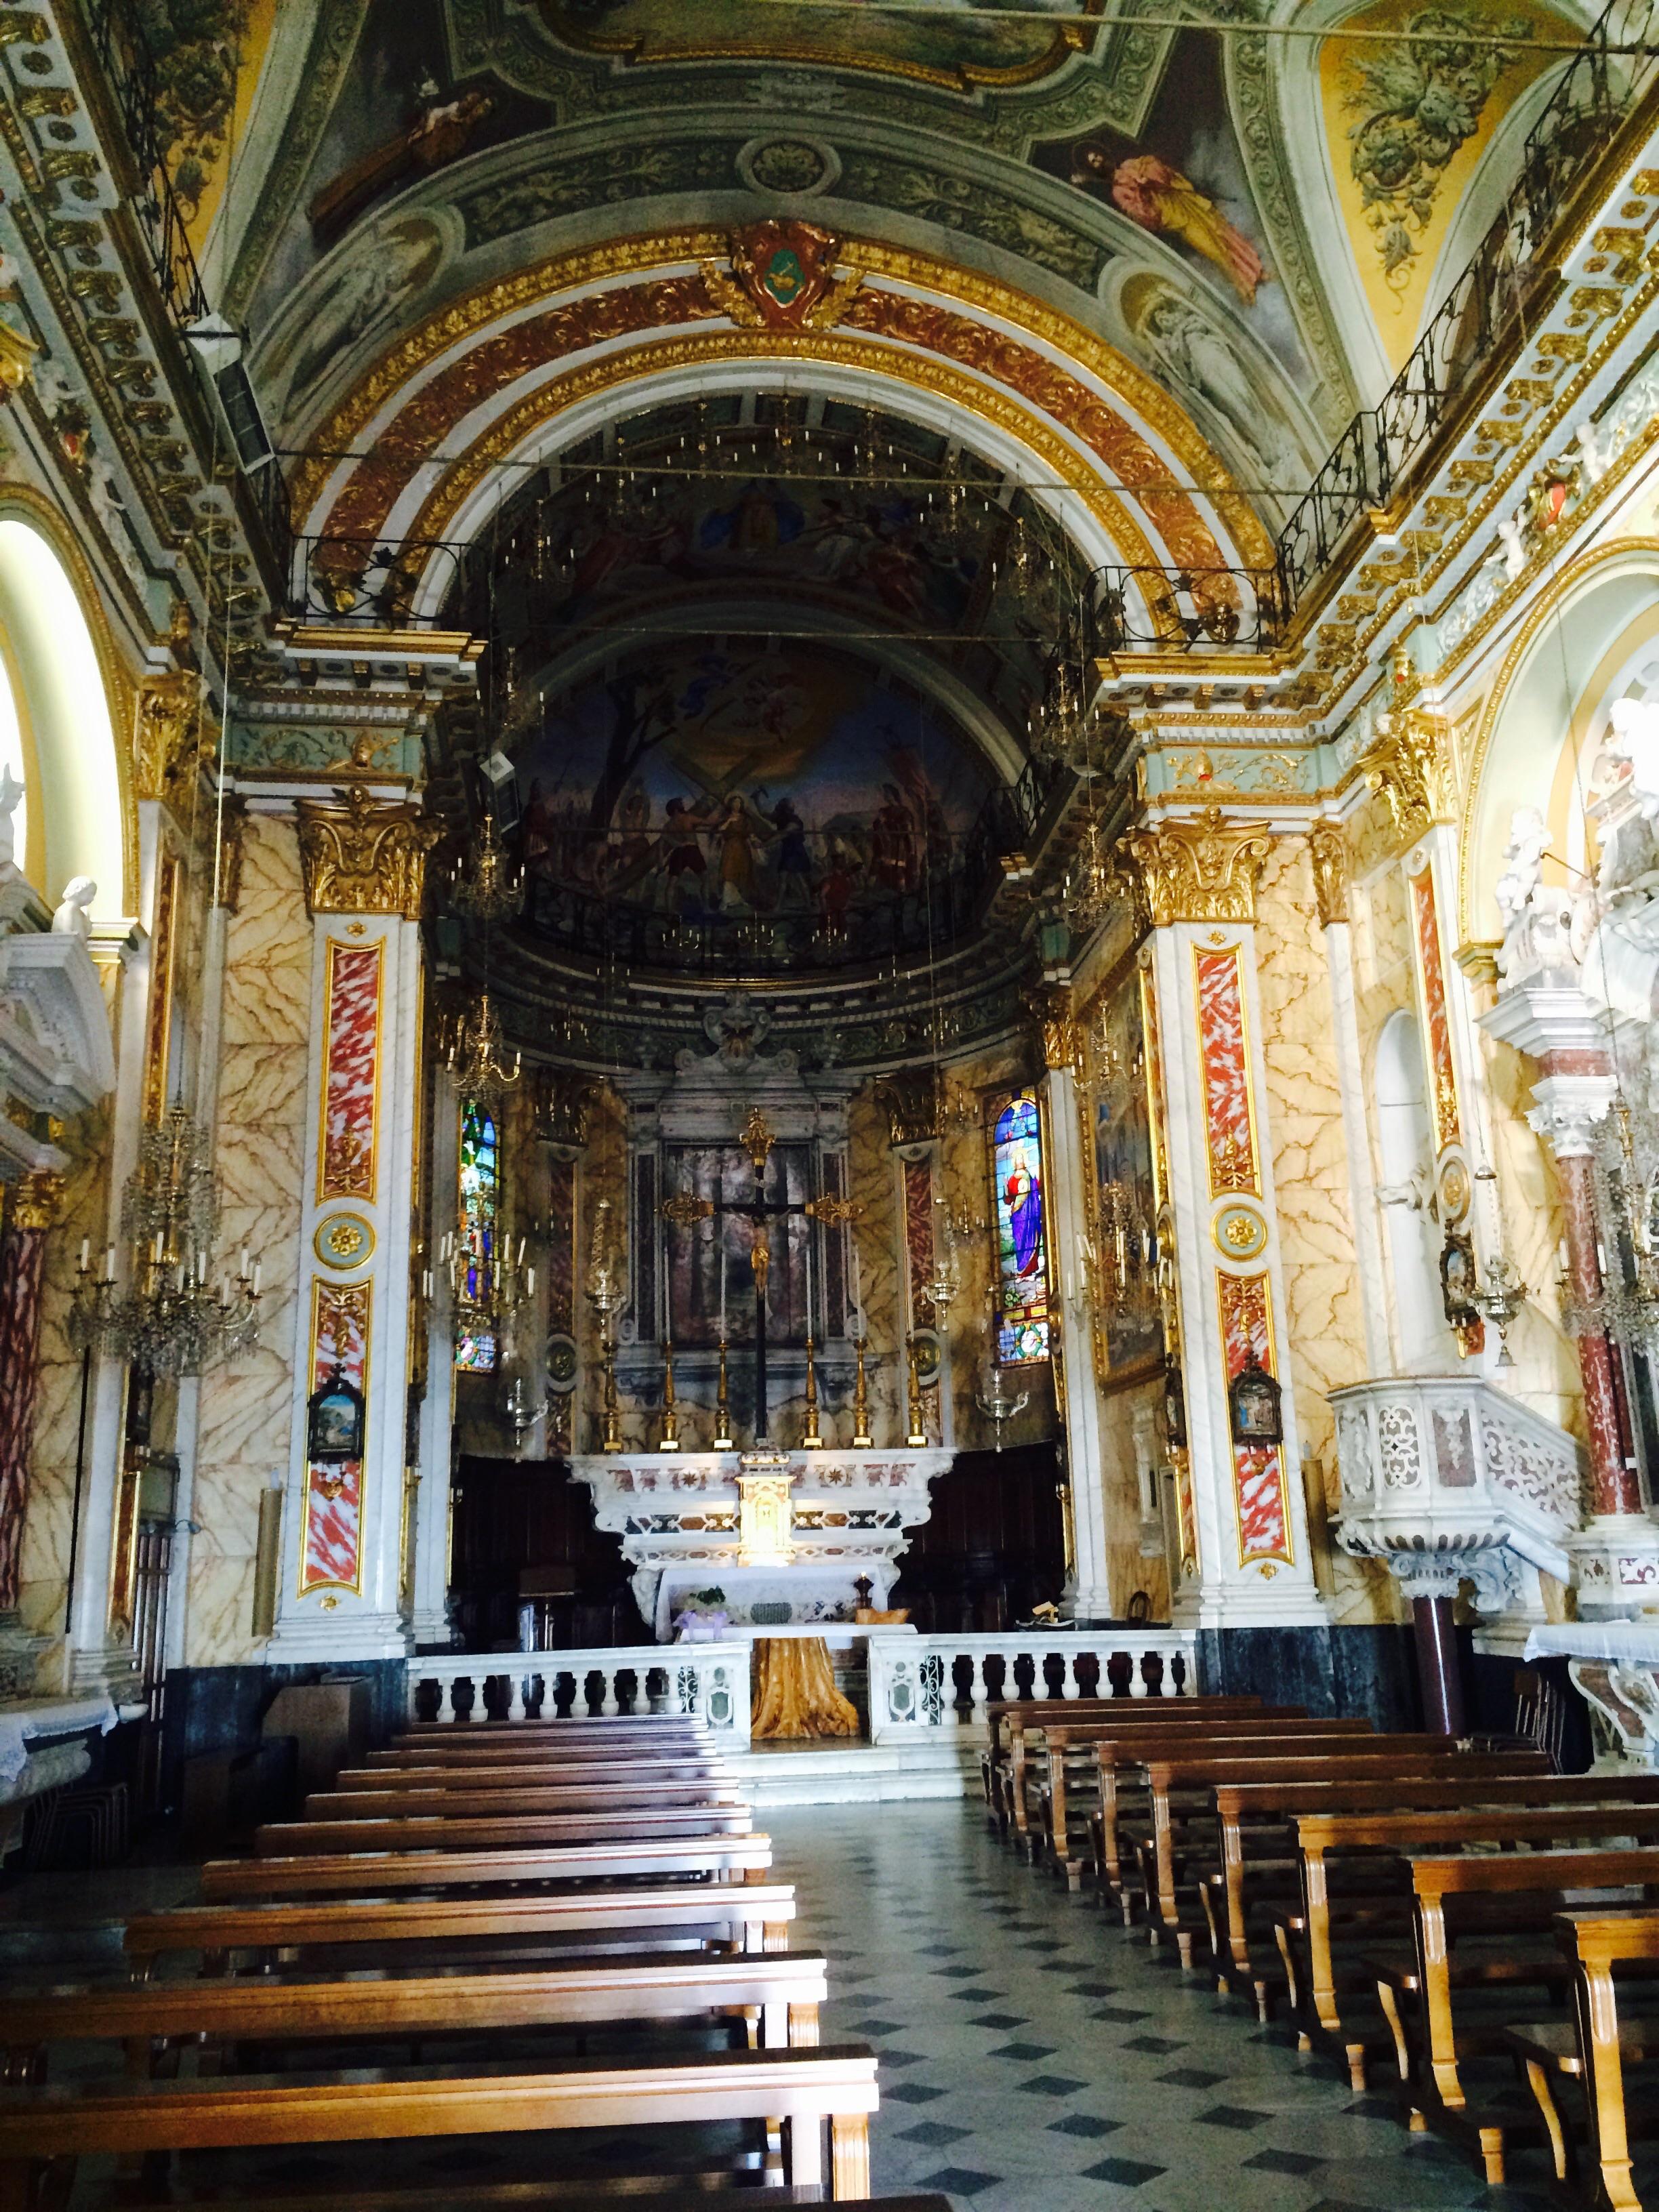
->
[203,0,1590,529]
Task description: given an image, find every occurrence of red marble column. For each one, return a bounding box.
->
[0,1174,59,1612]
[1555,1145,1643,1517]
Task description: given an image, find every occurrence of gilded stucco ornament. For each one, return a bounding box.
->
[134,670,208,813]
[1029,984,1081,1071]
[1307,819,1349,928]
[1359,702,1456,848]
[874,1067,944,1150]
[8,1170,63,1233]
[532,1067,595,1152]
[701,222,862,330]
[1117,806,1274,927]
[295,787,439,919]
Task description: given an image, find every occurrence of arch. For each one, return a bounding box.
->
[0,496,134,923]
[1461,538,1659,942]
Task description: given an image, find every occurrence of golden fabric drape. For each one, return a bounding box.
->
[750,1636,859,1740]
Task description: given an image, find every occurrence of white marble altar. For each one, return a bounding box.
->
[569,1444,952,1639]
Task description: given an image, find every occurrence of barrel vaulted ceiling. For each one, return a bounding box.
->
[167,0,1589,567]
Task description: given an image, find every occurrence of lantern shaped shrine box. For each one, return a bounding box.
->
[1227,1349,1283,1448]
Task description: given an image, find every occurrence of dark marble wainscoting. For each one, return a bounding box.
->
[159,1659,407,1827]
[1195,1625,1420,1732]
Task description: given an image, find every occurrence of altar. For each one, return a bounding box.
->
[569,1445,952,1641]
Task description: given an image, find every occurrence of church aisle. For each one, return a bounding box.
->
[769,1801,1548,2212]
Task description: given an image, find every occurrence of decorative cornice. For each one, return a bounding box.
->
[295,787,438,919]
[1117,807,1274,928]
[1307,820,1349,928]
[1357,703,1456,851]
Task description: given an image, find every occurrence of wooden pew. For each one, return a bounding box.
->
[0,1954,833,2074]
[306,1779,747,1820]
[0,2043,882,2203]
[1129,1744,1542,1947]
[127,1885,801,1978]
[1508,1907,1659,2211]
[1082,1726,1412,1906]
[986,1697,1273,1839]
[1374,1847,1659,2185]
[1200,1764,1605,2001]
[252,1805,756,1859]
[1275,1802,1659,2096]
[1035,1715,1370,1880]
[203,1832,775,1900]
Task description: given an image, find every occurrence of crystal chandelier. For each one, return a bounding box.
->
[1562,1099,1659,1347]
[70,1103,261,1376]
[445,991,521,1107]
[449,814,524,922]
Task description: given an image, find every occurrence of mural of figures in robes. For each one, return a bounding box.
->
[510,642,994,970]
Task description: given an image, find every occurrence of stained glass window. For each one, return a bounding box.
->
[455,1097,499,1372]
[993,1089,1050,1364]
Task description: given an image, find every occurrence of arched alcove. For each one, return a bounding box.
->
[0,510,130,922]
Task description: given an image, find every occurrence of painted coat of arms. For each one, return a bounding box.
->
[703,222,861,331]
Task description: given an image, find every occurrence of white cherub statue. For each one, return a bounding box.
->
[1495,512,1528,579]
[51,875,95,937]
[1576,419,1610,485]
[1495,806,1551,929]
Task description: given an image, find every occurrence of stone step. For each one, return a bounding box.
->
[726,1737,979,1806]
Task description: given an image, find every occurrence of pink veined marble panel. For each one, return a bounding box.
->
[0,1229,47,1612]
[1216,1268,1292,1565]
[300,1279,371,1594]
[1410,867,1462,1154]
[1193,946,1258,1197]
[904,1156,935,1327]
[320,942,382,1202]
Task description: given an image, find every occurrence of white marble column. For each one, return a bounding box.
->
[410,1063,457,1648]
[267,795,434,1662]
[1123,814,1325,1632]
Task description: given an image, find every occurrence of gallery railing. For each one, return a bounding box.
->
[1092,565,1292,655]
[290,534,468,628]
[73,0,294,589]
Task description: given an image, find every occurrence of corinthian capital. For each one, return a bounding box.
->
[1117,806,1274,928]
[296,787,440,920]
[1359,705,1456,848]
[1525,1072,1614,1160]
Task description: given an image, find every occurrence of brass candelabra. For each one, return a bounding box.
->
[657,1338,681,1452]
[905,1335,928,1447]
[851,1329,873,1449]
[713,1338,734,1450]
[802,1331,823,1448]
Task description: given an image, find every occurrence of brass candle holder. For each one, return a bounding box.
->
[599,1336,623,1453]
[905,1334,928,1447]
[713,1337,734,1450]
[851,1331,873,1449]
[657,1336,681,1452]
[802,1332,823,1448]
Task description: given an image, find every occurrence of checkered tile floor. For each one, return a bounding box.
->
[767,1800,1554,2212]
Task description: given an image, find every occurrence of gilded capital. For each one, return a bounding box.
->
[1359,705,1456,848]
[296,787,439,919]
[874,1067,943,1149]
[134,670,206,813]
[533,1067,595,1152]
[1029,983,1081,1071]
[1117,806,1274,928]
[1307,819,1349,928]
[8,1170,64,1233]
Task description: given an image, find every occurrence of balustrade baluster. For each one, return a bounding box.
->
[439,1675,459,1724]
[967,1649,989,1719]
[600,1666,621,1718]
[507,1672,527,1723]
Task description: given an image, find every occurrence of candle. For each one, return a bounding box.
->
[103,1246,114,1281]
[804,1233,814,1342]
[251,1261,262,1296]
[851,1233,862,1335]
[719,1244,727,1339]
[79,1237,89,1272]
[527,1264,536,1296]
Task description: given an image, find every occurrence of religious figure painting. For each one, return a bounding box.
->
[992,1091,1052,1366]
[535,0,1101,91]
[1033,30,1315,388]
[511,643,993,971]
[1089,972,1163,1374]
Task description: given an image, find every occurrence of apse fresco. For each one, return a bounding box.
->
[512,644,996,966]
[1090,970,1162,1374]
[537,0,1099,88]
[1034,31,1315,388]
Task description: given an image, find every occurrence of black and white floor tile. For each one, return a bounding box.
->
[768,1800,1555,2212]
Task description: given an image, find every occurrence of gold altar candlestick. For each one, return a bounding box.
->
[905,1334,928,1447]
[600,1336,622,1453]
[713,1337,733,1450]
[802,1332,823,1448]
[657,1336,681,1452]
[851,1332,873,1448]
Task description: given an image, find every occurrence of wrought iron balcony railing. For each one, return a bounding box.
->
[289,535,467,628]
[1092,565,1292,655]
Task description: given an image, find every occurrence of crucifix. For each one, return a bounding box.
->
[661,1105,862,1447]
